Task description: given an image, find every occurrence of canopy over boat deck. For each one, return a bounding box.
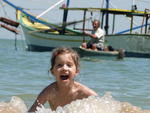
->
[60,7,150,17]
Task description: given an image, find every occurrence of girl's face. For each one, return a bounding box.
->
[51,53,78,84]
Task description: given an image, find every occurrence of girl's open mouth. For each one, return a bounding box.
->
[60,75,69,80]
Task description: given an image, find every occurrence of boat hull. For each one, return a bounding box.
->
[106,34,150,58]
[22,25,150,58]
[21,25,90,51]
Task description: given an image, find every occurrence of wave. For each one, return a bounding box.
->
[0,92,149,113]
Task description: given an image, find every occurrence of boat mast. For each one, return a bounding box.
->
[130,0,135,33]
[105,0,109,35]
[62,0,70,34]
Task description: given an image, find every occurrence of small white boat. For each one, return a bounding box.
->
[78,46,125,60]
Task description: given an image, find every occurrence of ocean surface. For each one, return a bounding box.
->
[0,39,150,113]
[0,0,150,112]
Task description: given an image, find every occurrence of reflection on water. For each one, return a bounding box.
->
[0,93,149,113]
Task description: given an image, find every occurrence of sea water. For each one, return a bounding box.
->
[0,39,150,113]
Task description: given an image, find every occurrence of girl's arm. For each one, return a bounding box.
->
[28,86,50,112]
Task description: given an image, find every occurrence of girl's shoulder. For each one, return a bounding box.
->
[46,82,57,91]
[75,82,98,96]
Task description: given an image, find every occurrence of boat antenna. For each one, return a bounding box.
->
[36,0,64,19]
[132,0,135,7]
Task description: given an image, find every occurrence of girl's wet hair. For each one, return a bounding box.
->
[50,47,80,71]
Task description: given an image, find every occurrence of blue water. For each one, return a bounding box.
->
[0,39,150,110]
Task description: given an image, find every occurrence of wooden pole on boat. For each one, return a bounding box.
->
[141,16,145,34]
[145,15,149,34]
[0,24,19,34]
[140,9,146,34]
[0,17,19,27]
[101,12,104,29]
[62,17,91,26]
[104,0,109,34]
[62,0,70,34]
[130,15,133,34]
[112,14,115,34]
[82,10,87,42]
[144,9,149,34]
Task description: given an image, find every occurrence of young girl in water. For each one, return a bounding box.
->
[28,47,97,112]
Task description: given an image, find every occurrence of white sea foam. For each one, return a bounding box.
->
[0,96,27,113]
[0,93,149,113]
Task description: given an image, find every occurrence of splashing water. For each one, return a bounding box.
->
[0,96,27,113]
[0,93,149,113]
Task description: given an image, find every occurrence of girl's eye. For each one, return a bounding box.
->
[56,63,73,68]
[67,64,72,67]
[57,64,63,67]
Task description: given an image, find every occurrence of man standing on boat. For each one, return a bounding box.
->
[82,19,105,51]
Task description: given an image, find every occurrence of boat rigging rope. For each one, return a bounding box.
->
[14,33,17,50]
[0,0,20,50]
[0,0,9,17]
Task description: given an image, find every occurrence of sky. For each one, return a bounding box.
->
[0,0,150,39]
